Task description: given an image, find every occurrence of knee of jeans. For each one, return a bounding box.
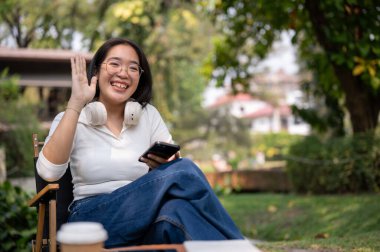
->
[173,158,203,176]
[158,199,194,220]
[145,218,191,244]
[164,198,189,208]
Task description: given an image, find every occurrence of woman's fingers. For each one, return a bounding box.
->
[70,55,95,106]
[71,57,76,75]
[80,55,86,74]
[90,75,97,89]
[142,157,160,169]
[71,55,87,78]
[174,151,181,159]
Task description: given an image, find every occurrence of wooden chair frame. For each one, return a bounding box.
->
[28,133,184,252]
[28,133,59,252]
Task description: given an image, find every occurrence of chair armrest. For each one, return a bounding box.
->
[103,244,185,252]
[28,184,60,207]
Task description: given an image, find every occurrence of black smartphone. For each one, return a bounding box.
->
[139,141,180,162]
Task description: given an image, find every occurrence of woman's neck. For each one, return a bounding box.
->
[100,99,126,136]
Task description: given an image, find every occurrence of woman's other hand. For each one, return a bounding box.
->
[69,55,97,109]
[141,151,181,170]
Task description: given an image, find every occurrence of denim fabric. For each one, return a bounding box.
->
[68,158,244,248]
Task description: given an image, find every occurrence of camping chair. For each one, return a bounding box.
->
[28,133,185,252]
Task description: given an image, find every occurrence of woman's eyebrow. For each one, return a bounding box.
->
[107,57,140,65]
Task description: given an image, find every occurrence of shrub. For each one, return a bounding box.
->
[0,69,41,177]
[0,181,37,252]
[286,133,380,193]
[251,133,303,161]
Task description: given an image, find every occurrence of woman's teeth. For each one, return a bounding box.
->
[111,82,127,89]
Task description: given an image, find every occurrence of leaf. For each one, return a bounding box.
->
[352,65,365,76]
[267,205,278,213]
[354,56,364,63]
[315,233,329,239]
[367,65,376,77]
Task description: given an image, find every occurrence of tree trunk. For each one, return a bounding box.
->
[305,0,380,133]
[332,64,380,133]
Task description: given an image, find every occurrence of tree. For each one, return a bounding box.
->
[0,0,214,146]
[99,1,212,145]
[200,0,380,134]
[0,0,112,49]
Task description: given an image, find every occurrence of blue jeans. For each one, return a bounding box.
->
[68,158,244,248]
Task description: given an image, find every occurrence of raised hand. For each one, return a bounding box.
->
[68,55,97,110]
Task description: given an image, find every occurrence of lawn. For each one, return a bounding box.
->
[219,193,380,252]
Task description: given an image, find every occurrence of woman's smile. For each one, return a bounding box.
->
[110,80,130,90]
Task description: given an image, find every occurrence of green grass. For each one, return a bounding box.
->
[219,193,380,251]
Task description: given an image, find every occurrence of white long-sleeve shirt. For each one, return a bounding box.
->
[37,104,173,201]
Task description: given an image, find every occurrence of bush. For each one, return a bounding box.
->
[251,133,303,161]
[286,133,380,193]
[0,69,41,177]
[0,181,37,252]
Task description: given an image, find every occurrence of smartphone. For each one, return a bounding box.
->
[139,141,180,162]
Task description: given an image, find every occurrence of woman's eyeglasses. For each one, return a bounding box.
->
[102,60,144,77]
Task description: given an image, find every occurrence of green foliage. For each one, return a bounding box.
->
[201,0,380,133]
[0,70,41,177]
[0,0,106,49]
[250,133,302,161]
[205,109,252,160]
[0,69,19,101]
[1,1,213,148]
[0,181,37,252]
[286,133,380,193]
[292,49,346,137]
[180,108,252,165]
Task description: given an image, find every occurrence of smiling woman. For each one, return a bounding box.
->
[36,37,244,248]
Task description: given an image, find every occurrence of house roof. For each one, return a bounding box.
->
[0,47,93,87]
[207,93,254,109]
[242,104,291,119]
[0,47,92,62]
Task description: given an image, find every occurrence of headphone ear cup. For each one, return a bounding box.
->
[124,101,142,126]
[83,102,107,126]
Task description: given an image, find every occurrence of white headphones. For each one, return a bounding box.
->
[83,100,142,127]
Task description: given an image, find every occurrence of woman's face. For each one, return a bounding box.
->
[97,44,142,105]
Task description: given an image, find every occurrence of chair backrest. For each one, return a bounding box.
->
[33,133,74,234]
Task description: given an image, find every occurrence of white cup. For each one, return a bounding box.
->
[57,222,108,252]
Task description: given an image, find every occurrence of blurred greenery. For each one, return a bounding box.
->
[286,132,380,193]
[250,133,302,161]
[0,181,36,252]
[0,69,41,177]
[202,0,380,135]
[0,0,214,147]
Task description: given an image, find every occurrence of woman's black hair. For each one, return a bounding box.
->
[87,38,153,107]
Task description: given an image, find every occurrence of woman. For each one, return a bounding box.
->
[37,38,243,248]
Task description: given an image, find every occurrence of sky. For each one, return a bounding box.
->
[258,32,299,75]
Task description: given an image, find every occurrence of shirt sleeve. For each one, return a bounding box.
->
[36,112,69,182]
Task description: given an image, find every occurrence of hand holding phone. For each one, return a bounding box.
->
[139,141,180,162]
